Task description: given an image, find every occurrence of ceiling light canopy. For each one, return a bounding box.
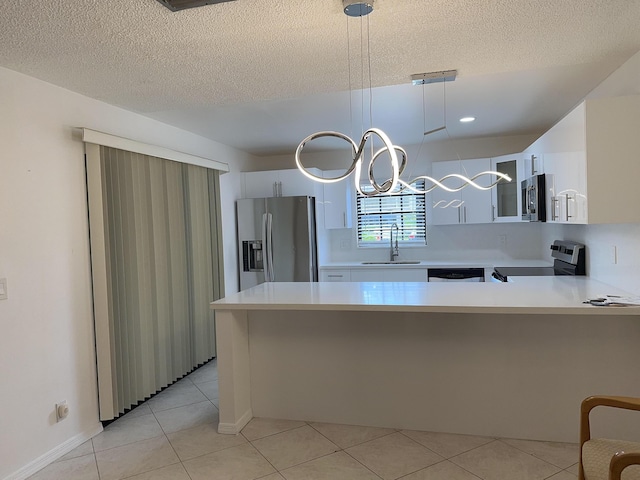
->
[343,1,374,17]
[155,0,235,12]
[411,70,458,86]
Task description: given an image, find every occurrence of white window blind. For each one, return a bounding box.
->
[356,180,427,246]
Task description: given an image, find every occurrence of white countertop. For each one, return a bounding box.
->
[320,260,553,269]
[211,278,640,315]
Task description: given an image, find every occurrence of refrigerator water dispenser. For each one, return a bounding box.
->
[242,240,264,272]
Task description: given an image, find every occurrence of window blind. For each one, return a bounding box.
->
[86,145,224,421]
[356,179,427,246]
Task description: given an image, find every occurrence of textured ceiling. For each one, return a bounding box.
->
[2,0,640,155]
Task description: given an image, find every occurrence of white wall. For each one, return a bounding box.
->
[0,66,252,479]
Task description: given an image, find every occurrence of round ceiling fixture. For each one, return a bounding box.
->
[343,1,374,17]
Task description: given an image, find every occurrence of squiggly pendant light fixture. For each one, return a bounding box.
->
[295,1,511,196]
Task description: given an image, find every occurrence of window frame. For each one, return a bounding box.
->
[355,179,427,248]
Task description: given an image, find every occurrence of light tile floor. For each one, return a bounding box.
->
[30,360,580,480]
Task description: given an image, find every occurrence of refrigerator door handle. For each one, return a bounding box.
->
[262,212,275,282]
[261,213,269,281]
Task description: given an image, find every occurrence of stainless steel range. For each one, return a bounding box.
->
[492,240,585,282]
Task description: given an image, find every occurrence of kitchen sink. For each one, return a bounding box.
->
[361,261,421,265]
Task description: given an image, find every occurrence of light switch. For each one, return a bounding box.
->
[0,278,7,300]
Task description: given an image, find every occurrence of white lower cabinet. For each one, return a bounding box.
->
[343,269,374,282]
[320,268,428,282]
[319,269,351,282]
[384,268,427,282]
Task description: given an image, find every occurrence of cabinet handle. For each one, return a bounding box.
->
[458,208,461,224]
[531,155,537,175]
[343,212,346,227]
[492,205,496,222]
[551,197,558,221]
[565,194,573,221]
[464,206,467,223]
[273,182,277,197]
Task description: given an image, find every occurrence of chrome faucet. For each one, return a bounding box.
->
[389,223,399,261]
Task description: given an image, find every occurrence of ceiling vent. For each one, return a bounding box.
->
[156,0,236,12]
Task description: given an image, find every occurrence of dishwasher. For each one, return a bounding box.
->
[427,268,485,282]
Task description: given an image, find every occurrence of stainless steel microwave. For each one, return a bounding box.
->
[521,174,547,222]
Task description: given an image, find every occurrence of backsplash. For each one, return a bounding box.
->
[321,222,545,264]
[541,223,640,295]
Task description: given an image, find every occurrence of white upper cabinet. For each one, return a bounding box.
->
[322,169,353,229]
[490,154,522,223]
[524,95,640,224]
[430,158,492,225]
[523,153,544,178]
[242,168,322,199]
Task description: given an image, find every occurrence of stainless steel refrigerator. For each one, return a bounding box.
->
[237,196,318,290]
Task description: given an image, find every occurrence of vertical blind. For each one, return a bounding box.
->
[87,145,224,421]
[356,179,427,246]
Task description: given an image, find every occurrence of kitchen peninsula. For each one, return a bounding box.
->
[211,280,640,443]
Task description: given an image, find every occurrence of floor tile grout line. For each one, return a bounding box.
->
[494,438,569,471]
[117,458,183,480]
[341,449,385,480]
[93,451,102,480]
[400,431,498,460]
[307,422,399,450]
[434,458,484,480]
[243,421,310,442]
[504,440,581,471]
[278,450,344,474]
[246,437,284,475]
[92,432,168,455]
[393,459,456,480]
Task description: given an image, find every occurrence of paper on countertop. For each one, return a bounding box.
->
[588,295,640,306]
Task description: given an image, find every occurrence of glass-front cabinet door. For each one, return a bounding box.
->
[491,154,521,222]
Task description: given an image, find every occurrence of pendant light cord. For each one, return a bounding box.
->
[347,13,353,141]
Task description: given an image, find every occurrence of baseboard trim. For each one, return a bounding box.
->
[218,408,253,435]
[4,423,103,480]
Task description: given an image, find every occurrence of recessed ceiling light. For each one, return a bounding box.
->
[460,116,476,123]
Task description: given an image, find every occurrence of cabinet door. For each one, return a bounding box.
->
[460,158,492,224]
[349,269,374,281]
[243,171,279,198]
[388,269,428,282]
[278,169,320,197]
[319,269,351,282]
[523,153,544,177]
[544,152,587,224]
[490,154,521,222]
[430,161,462,225]
[323,170,353,229]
